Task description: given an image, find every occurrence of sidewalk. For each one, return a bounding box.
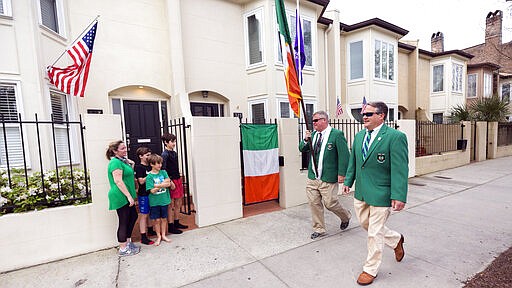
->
[2,156,511,288]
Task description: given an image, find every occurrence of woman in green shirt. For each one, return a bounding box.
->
[106,140,140,257]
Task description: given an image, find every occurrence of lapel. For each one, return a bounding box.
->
[362,124,388,165]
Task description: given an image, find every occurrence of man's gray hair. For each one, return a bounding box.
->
[313,110,329,121]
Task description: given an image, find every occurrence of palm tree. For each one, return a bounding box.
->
[469,95,510,122]
[449,104,473,122]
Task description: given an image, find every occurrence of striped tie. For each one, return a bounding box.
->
[362,130,373,161]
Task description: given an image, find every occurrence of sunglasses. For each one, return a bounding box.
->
[312,118,325,123]
[362,112,381,117]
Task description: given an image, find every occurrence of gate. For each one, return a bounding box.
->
[162,117,193,214]
[239,119,279,205]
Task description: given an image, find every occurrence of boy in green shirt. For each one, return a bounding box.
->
[146,154,175,246]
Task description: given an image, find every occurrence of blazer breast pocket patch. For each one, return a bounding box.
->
[377,153,386,163]
[327,143,334,150]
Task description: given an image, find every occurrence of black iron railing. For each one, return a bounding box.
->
[0,114,90,215]
[416,121,464,157]
[497,122,512,147]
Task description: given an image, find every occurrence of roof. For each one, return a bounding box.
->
[339,18,409,36]
[419,48,474,60]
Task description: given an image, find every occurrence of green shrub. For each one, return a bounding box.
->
[0,168,91,215]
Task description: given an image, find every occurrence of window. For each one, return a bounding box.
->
[350,41,363,80]
[250,102,266,123]
[50,90,75,165]
[388,108,395,121]
[433,65,444,92]
[484,73,492,97]
[374,40,394,81]
[0,83,25,167]
[279,101,290,118]
[290,15,313,67]
[245,9,264,67]
[190,103,224,117]
[452,64,463,93]
[0,0,12,17]
[351,108,363,123]
[39,0,66,36]
[40,0,58,32]
[501,83,510,103]
[467,74,477,98]
[433,113,443,124]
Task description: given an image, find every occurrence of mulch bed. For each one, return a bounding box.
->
[463,246,512,288]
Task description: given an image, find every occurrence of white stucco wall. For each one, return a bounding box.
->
[0,115,121,273]
[189,117,242,227]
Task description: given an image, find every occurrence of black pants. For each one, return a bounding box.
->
[116,204,138,243]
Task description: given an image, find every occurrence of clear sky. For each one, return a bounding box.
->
[326,0,512,51]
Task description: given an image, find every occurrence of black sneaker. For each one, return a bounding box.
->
[168,223,183,234]
[175,221,188,229]
[141,237,155,245]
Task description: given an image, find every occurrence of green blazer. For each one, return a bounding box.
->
[299,128,350,183]
[344,124,409,207]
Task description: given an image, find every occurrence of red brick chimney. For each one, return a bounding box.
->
[431,31,444,53]
[485,10,502,45]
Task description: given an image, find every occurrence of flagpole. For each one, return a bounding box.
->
[48,15,100,69]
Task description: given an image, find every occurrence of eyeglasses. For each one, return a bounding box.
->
[312,118,325,123]
[362,112,381,117]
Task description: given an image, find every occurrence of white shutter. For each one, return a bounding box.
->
[0,83,24,167]
[50,90,72,165]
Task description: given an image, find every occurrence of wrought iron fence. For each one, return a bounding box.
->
[0,114,90,215]
[162,117,192,214]
[298,119,397,169]
[497,122,512,147]
[416,121,464,157]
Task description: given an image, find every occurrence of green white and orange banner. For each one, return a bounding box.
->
[241,124,279,204]
[276,0,302,117]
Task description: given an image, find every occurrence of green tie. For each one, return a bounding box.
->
[362,130,373,161]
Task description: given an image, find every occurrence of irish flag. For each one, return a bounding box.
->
[241,124,279,204]
[276,0,302,117]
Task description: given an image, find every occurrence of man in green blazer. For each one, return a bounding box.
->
[342,102,408,286]
[299,111,351,240]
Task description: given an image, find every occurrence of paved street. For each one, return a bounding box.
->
[1,156,511,288]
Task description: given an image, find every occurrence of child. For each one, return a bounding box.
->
[146,154,173,246]
[161,133,188,234]
[134,147,155,245]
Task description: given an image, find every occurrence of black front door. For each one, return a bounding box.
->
[123,100,161,162]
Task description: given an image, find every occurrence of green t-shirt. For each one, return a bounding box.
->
[107,157,137,210]
[146,170,171,207]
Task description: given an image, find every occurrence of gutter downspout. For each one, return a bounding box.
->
[324,23,332,114]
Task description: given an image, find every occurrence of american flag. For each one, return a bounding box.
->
[361,96,367,114]
[48,22,98,97]
[336,98,343,117]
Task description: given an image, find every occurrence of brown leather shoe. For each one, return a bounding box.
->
[394,234,405,262]
[357,271,376,285]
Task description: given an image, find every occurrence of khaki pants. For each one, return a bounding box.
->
[354,198,402,276]
[306,179,351,234]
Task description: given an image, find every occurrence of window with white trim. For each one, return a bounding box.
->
[50,90,76,165]
[452,64,463,93]
[484,73,492,97]
[290,15,313,67]
[374,40,394,81]
[349,41,363,80]
[0,0,12,17]
[39,0,66,36]
[433,64,444,92]
[244,8,264,67]
[501,83,510,103]
[467,74,477,98]
[0,83,25,168]
[249,101,266,123]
